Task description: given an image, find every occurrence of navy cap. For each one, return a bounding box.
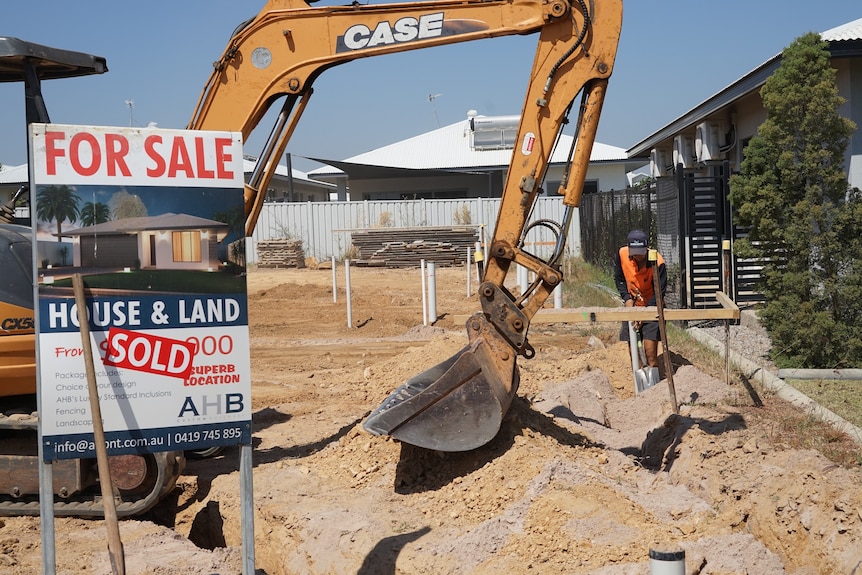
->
[627,229,648,255]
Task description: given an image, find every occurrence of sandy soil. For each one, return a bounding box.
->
[1,265,861,575]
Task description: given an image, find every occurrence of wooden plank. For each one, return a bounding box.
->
[451,293,739,325]
[714,291,737,310]
[452,307,740,324]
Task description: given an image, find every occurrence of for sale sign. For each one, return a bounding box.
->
[31,123,252,460]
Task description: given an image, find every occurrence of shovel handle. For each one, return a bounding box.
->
[649,251,678,414]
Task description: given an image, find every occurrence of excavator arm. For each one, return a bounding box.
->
[191,0,622,451]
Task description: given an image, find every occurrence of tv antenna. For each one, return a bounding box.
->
[428,93,443,128]
[124,99,135,127]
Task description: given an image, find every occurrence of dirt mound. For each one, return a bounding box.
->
[2,266,860,575]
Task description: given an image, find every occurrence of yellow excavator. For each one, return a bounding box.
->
[0,0,622,515]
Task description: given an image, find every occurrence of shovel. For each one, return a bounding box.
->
[629,321,659,393]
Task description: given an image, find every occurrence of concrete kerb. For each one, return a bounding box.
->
[687,327,862,448]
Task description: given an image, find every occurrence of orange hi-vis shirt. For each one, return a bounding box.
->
[618,246,665,306]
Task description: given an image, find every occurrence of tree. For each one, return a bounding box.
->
[213,204,246,270]
[728,32,861,367]
[36,185,80,241]
[109,190,147,219]
[80,201,111,226]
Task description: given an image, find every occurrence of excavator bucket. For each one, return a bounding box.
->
[363,315,518,452]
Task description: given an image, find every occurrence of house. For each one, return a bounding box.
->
[622,17,862,308]
[628,17,862,187]
[244,157,335,202]
[59,213,230,271]
[306,111,645,201]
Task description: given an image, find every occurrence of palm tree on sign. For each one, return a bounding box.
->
[36,185,80,241]
[80,201,111,226]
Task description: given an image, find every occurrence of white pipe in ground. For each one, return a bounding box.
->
[466,248,471,296]
[427,261,437,324]
[331,256,337,303]
[345,259,352,328]
[421,259,427,326]
[649,546,685,574]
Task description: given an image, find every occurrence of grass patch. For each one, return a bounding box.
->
[666,323,728,377]
[785,379,862,429]
[742,398,862,467]
[560,257,620,308]
[49,269,246,294]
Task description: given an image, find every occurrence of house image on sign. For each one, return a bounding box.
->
[60,212,230,271]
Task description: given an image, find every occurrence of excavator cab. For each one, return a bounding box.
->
[0,36,107,129]
[0,38,184,518]
[0,36,107,400]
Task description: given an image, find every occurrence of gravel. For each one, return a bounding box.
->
[687,314,779,375]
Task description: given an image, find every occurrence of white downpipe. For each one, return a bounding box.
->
[553,283,563,308]
[345,259,352,328]
[427,261,437,324]
[421,259,428,326]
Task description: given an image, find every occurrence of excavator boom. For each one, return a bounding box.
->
[189,0,622,237]
[1,4,623,510]
[190,0,621,451]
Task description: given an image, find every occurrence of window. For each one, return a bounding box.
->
[172,231,201,262]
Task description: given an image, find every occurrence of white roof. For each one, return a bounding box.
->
[822,17,862,42]
[242,157,333,188]
[0,164,27,184]
[308,114,628,176]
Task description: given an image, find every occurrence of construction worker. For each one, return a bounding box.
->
[614,229,667,368]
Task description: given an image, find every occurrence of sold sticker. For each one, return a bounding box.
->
[103,327,195,380]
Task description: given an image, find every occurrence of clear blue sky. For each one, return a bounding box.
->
[1,1,858,172]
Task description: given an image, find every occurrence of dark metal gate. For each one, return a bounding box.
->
[578,164,765,310]
[678,168,727,308]
[676,163,764,309]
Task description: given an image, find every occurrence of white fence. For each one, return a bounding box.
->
[248,196,581,265]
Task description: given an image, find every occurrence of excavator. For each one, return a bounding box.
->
[0,0,622,515]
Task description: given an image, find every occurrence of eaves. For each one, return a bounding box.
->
[626,55,781,160]
[627,38,862,160]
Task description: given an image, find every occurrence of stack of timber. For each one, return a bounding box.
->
[351,227,479,268]
[257,238,306,268]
